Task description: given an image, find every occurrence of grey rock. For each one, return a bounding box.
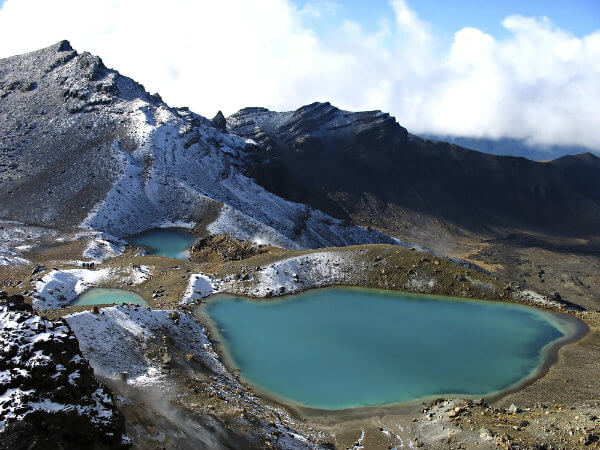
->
[507,403,521,414]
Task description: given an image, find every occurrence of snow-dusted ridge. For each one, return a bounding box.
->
[0,41,403,265]
[77,77,400,251]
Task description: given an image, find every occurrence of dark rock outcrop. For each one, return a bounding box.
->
[211,110,227,133]
[189,233,276,263]
[0,292,128,449]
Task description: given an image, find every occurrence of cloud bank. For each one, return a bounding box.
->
[0,0,598,149]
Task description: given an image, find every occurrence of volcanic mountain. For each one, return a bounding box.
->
[1,40,599,270]
[2,39,600,450]
[0,41,396,251]
[227,103,600,245]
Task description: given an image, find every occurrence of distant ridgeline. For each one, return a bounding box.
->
[421,135,598,161]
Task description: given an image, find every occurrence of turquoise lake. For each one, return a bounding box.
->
[204,287,581,410]
[74,288,149,307]
[127,228,197,259]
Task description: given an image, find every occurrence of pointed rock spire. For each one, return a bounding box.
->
[211,110,227,133]
[56,40,73,52]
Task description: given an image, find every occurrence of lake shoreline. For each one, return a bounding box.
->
[5,241,597,449]
[196,286,588,422]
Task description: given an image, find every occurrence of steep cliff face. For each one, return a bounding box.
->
[0,42,397,253]
[228,103,600,240]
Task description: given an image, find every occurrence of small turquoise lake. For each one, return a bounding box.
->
[127,228,197,259]
[204,287,583,410]
[74,288,149,307]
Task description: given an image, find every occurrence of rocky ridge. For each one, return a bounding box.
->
[0,41,398,265]
[227,102,600,240]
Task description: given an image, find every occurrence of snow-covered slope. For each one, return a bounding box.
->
[0,41,398,259]
[79,97,397,248]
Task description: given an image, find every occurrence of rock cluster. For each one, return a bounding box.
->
[416,397,600,450]
[0,292,128,449]
[190,233,275,263]
[211,110,227,133]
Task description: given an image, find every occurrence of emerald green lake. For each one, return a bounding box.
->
[74,288,148,307]
[127,228,197,259]
[204,287,582,410]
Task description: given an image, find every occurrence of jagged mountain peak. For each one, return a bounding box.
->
[0,41,397,252]
[227,100,407,160]
[55,39,73,52]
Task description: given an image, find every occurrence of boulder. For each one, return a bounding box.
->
[507,403,521,414]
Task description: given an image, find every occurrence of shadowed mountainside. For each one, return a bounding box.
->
[227,102,600,242]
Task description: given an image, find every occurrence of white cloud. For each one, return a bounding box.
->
[0,0,598,150]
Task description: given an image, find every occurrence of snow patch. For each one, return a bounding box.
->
[83,238,124,263]
[0,222,58,265]
[515,289,563,309]
[65,305,226,383]
[158,220,195,229]
[181,273,217,306]
[219,251,351,297]
[0,245,29,265]
[34,266,151,310]
[405,276,437,292]
[34,268,111,309]
[207,204,298,249]
[130,265,152,284]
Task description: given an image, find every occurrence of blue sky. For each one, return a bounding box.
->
[294,0,600,40]
[2,0,596,38]
[0,0,599,150]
